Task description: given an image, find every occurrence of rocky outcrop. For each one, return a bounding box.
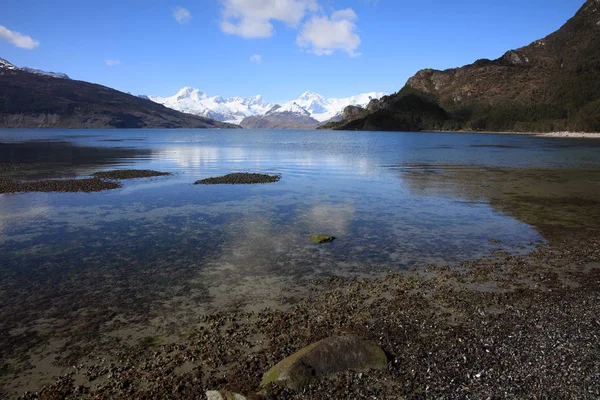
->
[342,105,365,121]
[261,335,387,389]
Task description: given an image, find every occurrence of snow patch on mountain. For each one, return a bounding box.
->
[21,67,70,79]
[0,58,70,79]
[0,58,18,70]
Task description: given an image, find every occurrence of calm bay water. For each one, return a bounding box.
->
[1,129,600,379]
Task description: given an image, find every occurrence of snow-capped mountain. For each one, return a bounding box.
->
[148,88,274,124]
[240,102,319,129]
[21,67,70,79]
[265,102,312,116]
[287,91,385,122]
[148,88,385,125]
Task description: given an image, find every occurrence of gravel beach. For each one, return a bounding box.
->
[11,226,598,399]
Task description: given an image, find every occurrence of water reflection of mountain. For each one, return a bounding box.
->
[398,165,600,231]
[0,141,153,178]
[152,144,376,176]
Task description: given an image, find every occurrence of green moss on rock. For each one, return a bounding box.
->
[309,234,336,244]
[261,335,387,389]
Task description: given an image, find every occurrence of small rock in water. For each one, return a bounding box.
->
[261,335,387,389]
[206,391,250,400]
[310,234,336,244]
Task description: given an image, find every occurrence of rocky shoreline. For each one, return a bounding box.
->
[11,226,599,399]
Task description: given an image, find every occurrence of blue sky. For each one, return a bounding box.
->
[0,0,586,101]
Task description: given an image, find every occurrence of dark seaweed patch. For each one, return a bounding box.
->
[194,173,281,185]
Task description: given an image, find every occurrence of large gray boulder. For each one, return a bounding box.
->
[261,335,387,389]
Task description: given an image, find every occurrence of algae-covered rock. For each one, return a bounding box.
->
[194,173,280,185]
[309,234,336,244]
[205,390,250,400]
[92,169,171,180]
[261,335,387,389]
[0,177,122,193]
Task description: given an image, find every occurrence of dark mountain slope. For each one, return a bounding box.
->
[0,64,239,129]
[325,0,600,133]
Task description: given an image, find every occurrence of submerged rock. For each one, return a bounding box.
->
[92,169,171,180]
[0,163,32,172]
[194,173,281,185]
[261,335,387,389]
[310,234,336,244]
[206,390,250,400]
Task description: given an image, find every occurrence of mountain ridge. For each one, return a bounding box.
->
[0,59,239,129]
[323,0,600,133]
[21,67,70,80]
[149,88,273,124]
[240,102,320,129]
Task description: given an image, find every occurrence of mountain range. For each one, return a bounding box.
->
[148,88,273,124]
[0,58,237,129]
[239,102,321,129]
[323,0,600,133]
[149,88,384,127]
[3,0,596,133]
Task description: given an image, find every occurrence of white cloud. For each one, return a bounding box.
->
[0,25,40,49]
[220,0,319,38]
[249,54,262,63]
[104,59,121,66]
[173,6,192,24]
[297,8,361,56]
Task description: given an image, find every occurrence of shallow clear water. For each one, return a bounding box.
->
[1,129,600,327]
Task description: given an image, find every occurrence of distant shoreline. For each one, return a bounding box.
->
[425,129,600,138]
[534,131,600,138]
